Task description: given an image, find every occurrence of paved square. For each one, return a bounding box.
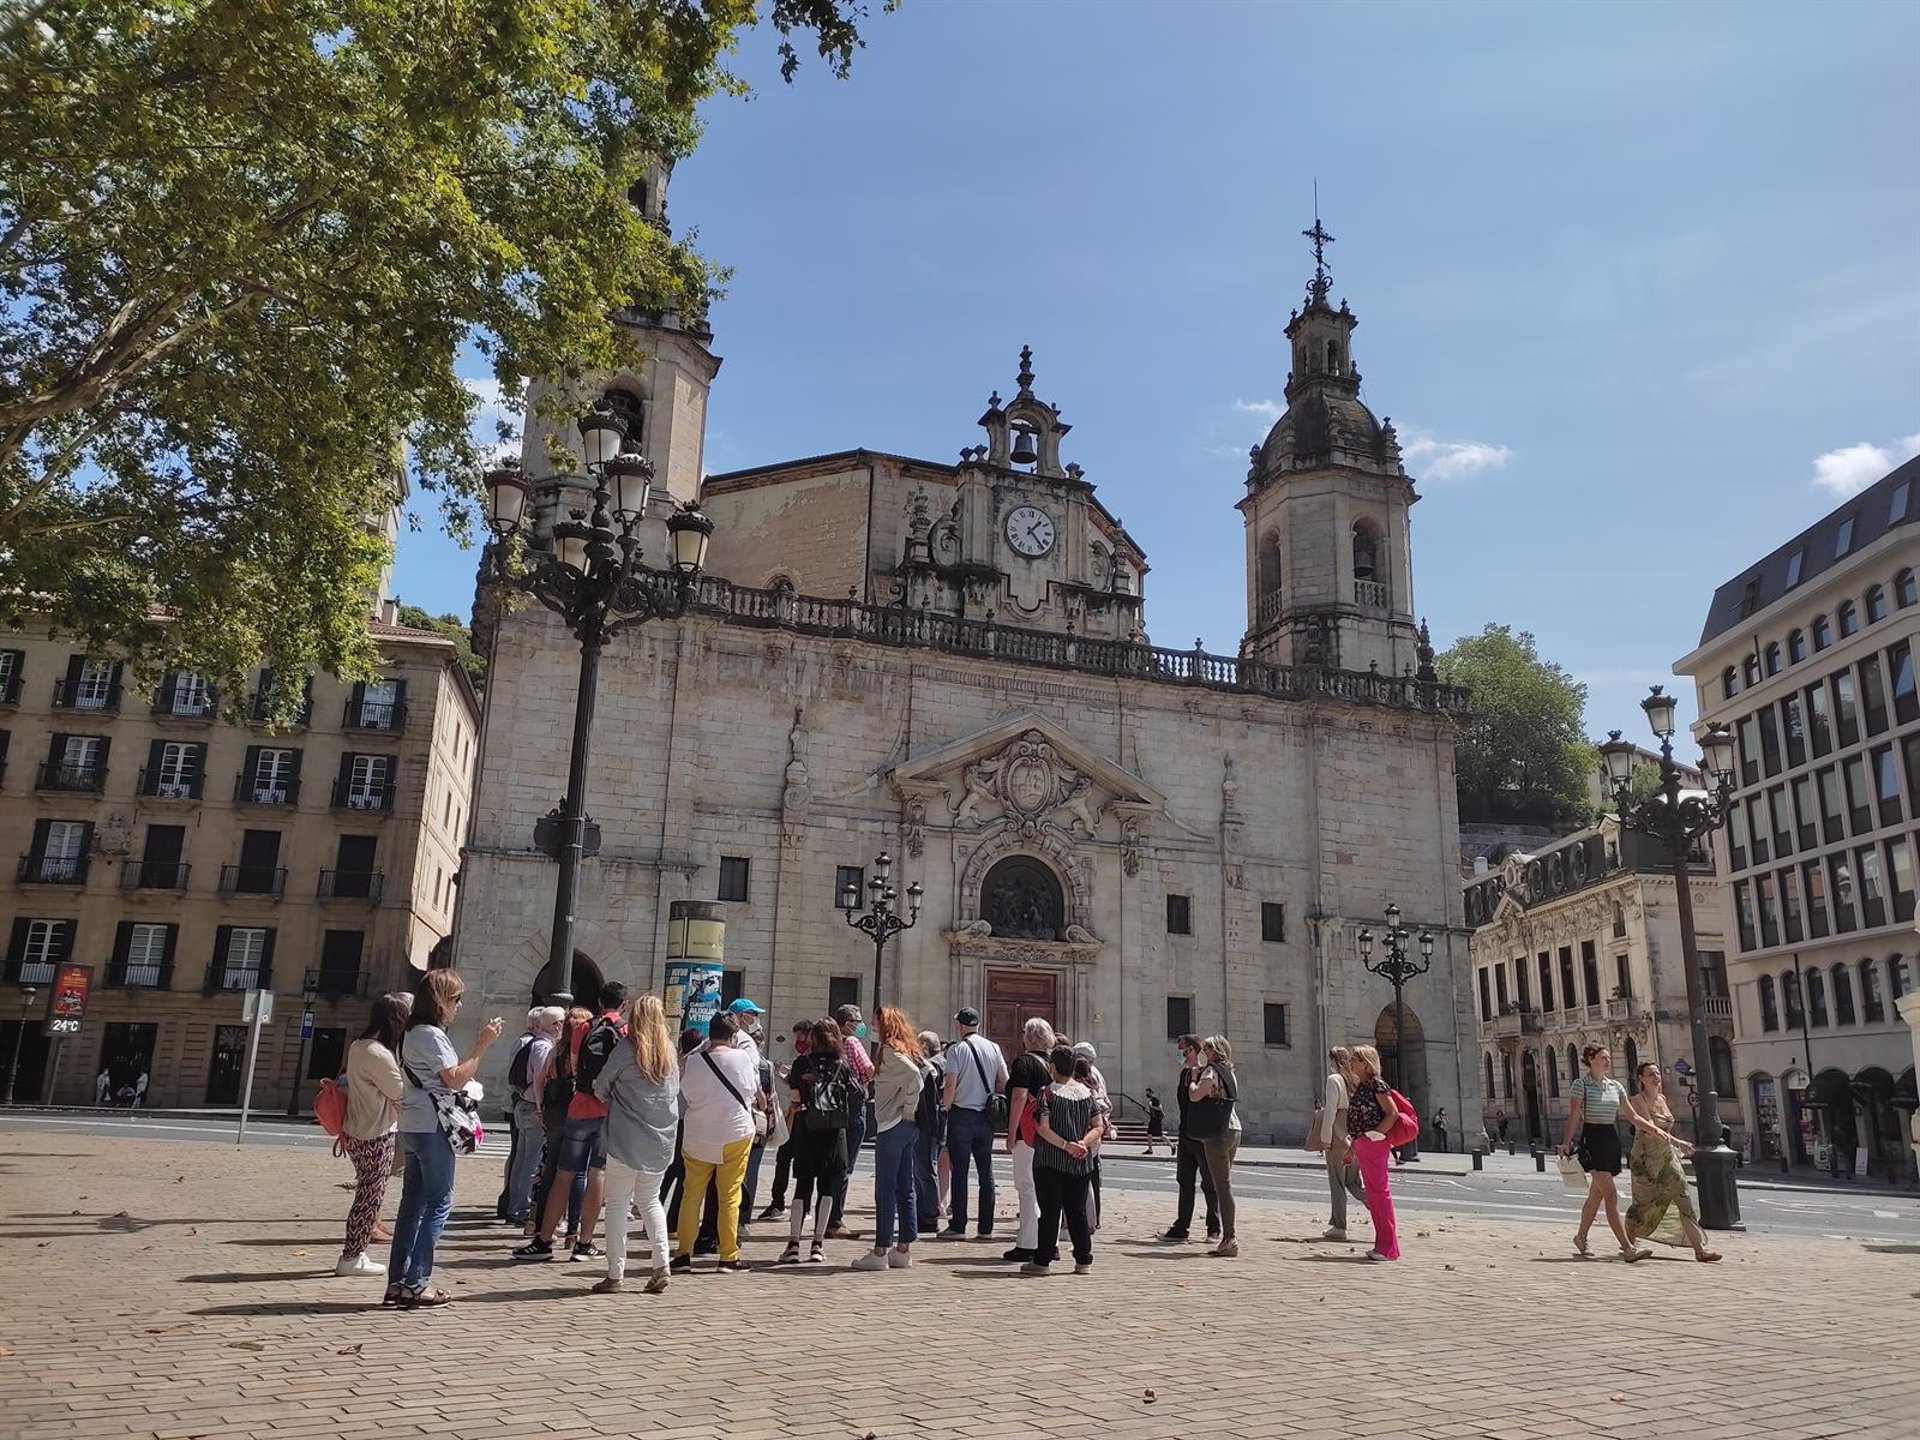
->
[0,1134,1911,1439]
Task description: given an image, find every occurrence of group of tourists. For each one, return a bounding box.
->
[1309,1043,1406,1261]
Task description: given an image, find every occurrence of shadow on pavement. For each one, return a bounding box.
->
[190,1300,375,1317]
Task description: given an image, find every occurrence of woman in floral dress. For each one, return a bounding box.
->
[1624,1061,1722,1263]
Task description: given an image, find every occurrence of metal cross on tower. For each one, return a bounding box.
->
[1303,184,1335,300]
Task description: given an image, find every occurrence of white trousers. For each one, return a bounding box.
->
[1012,1140,1039,1249]
[601,1157,668,1281]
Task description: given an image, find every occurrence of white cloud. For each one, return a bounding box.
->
[1810,433,1920,499]
[461,375,519,464]
[1234,397,1283,423]
[1401,433,1513,481]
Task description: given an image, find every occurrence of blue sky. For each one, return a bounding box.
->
[399,1,1919,751]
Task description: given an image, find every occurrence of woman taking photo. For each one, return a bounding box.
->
[1021,1044,1101,1275]
[389,970,501,1308]
[591,995,681,1294]
[1184,1035,1240,1257]
[1344,1044,1402,1262]
[781,1017,854,1264]
[855,1004,925,1271]
[335,992,409,1276]
[1624,1061,1722,1263]
[1560,1044,1653,1261]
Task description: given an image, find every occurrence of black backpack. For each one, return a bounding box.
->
[915,1057,945,1136]
[804,1060,854,1131]
[507,1035,536,1094]
[574,1015,624,1098]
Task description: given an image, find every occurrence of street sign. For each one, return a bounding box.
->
[44,963,92,1037]
[241,989,275,1024]
[236,989,273,1145]
[300,1008,314,1039]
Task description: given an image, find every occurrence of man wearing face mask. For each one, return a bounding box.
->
[1162,1033,1220,1243]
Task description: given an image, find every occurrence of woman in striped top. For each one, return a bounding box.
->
[1560,1044,1665,1260]
[1021,1045,1102,1276]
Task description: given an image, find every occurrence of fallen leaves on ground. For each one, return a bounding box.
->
[1143,1389,1157,1403]
[228,1341,266,1352]
[335,1344,363,1356]
[289,1250,308,1258]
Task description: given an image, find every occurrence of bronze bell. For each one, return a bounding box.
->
[1009,425,1038,466]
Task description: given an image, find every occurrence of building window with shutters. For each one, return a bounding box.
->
[1263,1002,1289,1047]
[56,657,121,711]
[114,923,175,988]
[141,739,205,798]
[717,856,751,903]
[6,918,73,985]
[0,648,23,705]
[241,746,300,805]
[347,678,405,730]
[211,927,272,991]
[335,753,394,811]
[155,671,213,717]
[22,818,90,884]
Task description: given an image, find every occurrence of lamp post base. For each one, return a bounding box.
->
[1693,1143,1745,1231]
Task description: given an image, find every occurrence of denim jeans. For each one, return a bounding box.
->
[873,1119,920,1250]
[740,1134,767,1226]
[829,1104,867,1228]
[945,1107,995,1231]
[388,1129,456,1290]
[507,1099,544,1221]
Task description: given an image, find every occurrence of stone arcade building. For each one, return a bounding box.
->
[455,184,1475,1139]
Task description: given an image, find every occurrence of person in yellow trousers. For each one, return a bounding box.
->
[671,1010,767,1274]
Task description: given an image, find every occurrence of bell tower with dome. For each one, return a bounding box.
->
[1238,217,1423,679]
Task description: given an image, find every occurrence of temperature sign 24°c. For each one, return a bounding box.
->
[45,963,93,1037]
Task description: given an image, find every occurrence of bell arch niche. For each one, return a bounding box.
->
[959,831,1091,936]
[979,856,1066,941]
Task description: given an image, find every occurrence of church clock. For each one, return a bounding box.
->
[1004,504,1056,557]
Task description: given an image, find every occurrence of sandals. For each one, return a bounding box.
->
[399,1284,454,1307]
[643,1267,670,1295]
[1572,1233,1592,1258]
[778,1241,802,1265]
[1694,1250,1723,1263]
[381,1283,404,1308]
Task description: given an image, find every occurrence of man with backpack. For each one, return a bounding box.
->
[502,1006,562,1226]
[516,982,628,1262]
[941,1007,1007,1237]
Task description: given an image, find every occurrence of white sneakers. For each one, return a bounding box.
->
[335,1253,382,1276]
[1322,1226,1348,1241]
[886,1248,912,1268]
[853,1247,914,1270]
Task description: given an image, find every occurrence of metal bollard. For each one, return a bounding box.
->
[1534,1148,1547,1173]
[1471,1148,1484,1171]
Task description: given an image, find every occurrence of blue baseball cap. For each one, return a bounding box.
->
[727,997,764,1015]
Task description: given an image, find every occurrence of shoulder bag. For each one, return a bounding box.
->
[701,1050,768,1140]
[405,1055,482,1155]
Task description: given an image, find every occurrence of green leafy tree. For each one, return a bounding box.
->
[0,0,882,714]
[1437,623,1592,824]
[396,602,484,693]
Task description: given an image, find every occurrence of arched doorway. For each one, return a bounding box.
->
[1521,1049,1542,1142]
[1372,1005,1427,1103]
[1810,1068,1853,1173]
[529,949,606,1009]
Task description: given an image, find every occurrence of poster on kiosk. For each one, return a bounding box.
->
[663,899,727,1031]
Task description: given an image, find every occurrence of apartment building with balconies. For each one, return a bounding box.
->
[0,612,479,1109]
[1676,457,1917,1178]
[1462,820,1734,1150]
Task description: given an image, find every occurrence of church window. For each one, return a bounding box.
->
[1165,893,1192,936]
[601,388,645,453]
[982,856,1064,941]
[1351,522,1379,582]
[1326,340,1340,375]
[834,866,863,909]
[768,574,796,596]
[717,855,750,903]
[1260,902,1286,943]
[1166,996,1193,1041]
[1263,1003,1289,1047]
[1256,534,1283,620]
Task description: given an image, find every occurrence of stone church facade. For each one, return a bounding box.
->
[455,174,1475,1140]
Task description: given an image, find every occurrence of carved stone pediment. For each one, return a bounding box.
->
[890,711,1163,844]
[942,928,1103,970]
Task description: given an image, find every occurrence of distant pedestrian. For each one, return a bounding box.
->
[1494,1107,1509,1144]
[853,1004,925,1272]
[758,1020,812,1220]
[1163,1034,1221,1243]
[132,1071,147,1109]
[503,1006,562,1227]
[782,1017,857,1263]
[825,1003,873,1238]
[1317,1047,1367,1242]
[1022,1045,1100,1275]
[336,993,407,1277]
[1185,1035,1240,1258]
[941,1007,1006,1237]
[1560,1044,1650,1262]
[1624,1062,1721,1263]
[388,969,502,1307]
[1144,1087,1166,1155]
[1433,1107,1449,1154]
[94,1068,111,1106]
[1345,1044,1402,1262]
[591,994,680,1294]
[670,1011,761,1274]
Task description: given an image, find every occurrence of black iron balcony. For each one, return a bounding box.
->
[120,859,190,891]
[331,779,395,813]
[202,960,273,995]
[318,868,385,902]
[233,772,301,806]
[218,863,286,897]
[5,960,58,986]
[306,966,370,1001]
[35,761,105,794]
[150,686,217,720]
[106,960,172,989]
[343,698,408,732]
[18,852,88,885]
[52,677,121,711]
[137,766,202,800]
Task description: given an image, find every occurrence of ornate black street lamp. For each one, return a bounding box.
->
[1598,684,1742,1229]
[481,403,715,1004]
[842,852,921,1011]
[1357,905,1435,1127]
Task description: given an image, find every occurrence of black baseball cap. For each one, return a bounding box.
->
[954,1006,981,1026]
